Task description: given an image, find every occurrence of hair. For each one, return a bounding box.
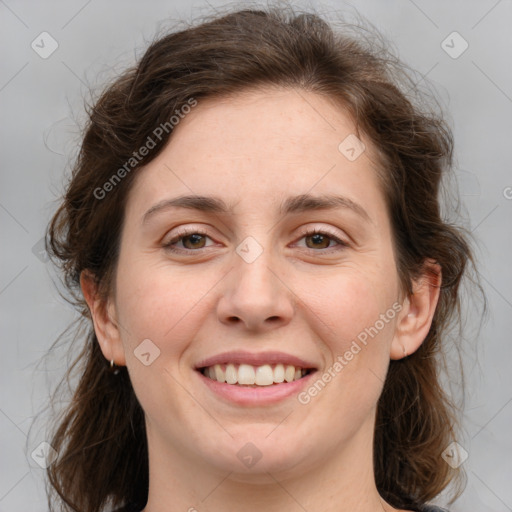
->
[39,3,485,512]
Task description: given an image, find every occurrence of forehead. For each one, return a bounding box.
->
[124,87,387,225]
[169,86,365,162]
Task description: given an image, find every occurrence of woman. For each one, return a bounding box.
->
[43,5,480,512]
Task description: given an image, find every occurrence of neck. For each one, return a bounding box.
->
[141,415,399,512]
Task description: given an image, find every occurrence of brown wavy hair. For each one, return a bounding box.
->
[38,4,484,511]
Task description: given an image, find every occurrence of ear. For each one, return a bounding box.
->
[80,270,126,366]
[390,259,442,360]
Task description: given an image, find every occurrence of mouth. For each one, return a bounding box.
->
[198,363,315,387]
[194,351,319,404]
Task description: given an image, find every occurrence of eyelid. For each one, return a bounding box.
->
[162,226,215,249]
[162,224,350,254]
[292,226,349,251]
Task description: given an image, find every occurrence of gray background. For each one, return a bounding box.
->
[1,0,511,510]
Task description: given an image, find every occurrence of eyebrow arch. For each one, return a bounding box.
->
[142,193,372,225]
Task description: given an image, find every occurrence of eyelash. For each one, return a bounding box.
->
[162,227,349,254]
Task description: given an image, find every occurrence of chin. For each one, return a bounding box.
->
[198,433,318,480]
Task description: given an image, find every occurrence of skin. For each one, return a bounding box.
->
[82,87,441,512]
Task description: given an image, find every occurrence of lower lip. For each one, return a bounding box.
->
[196,370,317,406]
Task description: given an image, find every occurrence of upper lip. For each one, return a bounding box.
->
[195,351,318,370]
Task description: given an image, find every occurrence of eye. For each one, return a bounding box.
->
[162,226,349,255]
[162,228,215,253]
[295,227,349,252]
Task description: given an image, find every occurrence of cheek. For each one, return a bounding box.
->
[114,262,216,426]
[299,265,398,356]
[299,270,398,416]
[114,260,214,363]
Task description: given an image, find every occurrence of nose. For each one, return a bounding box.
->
[216,243,295,333]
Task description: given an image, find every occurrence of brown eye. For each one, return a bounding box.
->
[181,233,207,249]
[297,228,349,252]
[163,229,214,253]
[305,233,332,249]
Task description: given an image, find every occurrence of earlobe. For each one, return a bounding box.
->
[390,260,442,360]
[80,270,126,366]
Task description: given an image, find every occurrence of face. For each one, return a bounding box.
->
[97,87,409,480]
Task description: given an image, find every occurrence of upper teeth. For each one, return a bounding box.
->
[202,363,308,386]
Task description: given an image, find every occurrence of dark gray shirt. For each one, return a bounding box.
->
[114,504,450,511]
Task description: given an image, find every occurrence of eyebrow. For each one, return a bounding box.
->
[141,193,372,225]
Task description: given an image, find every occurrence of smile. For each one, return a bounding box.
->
[200,363,313,386]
